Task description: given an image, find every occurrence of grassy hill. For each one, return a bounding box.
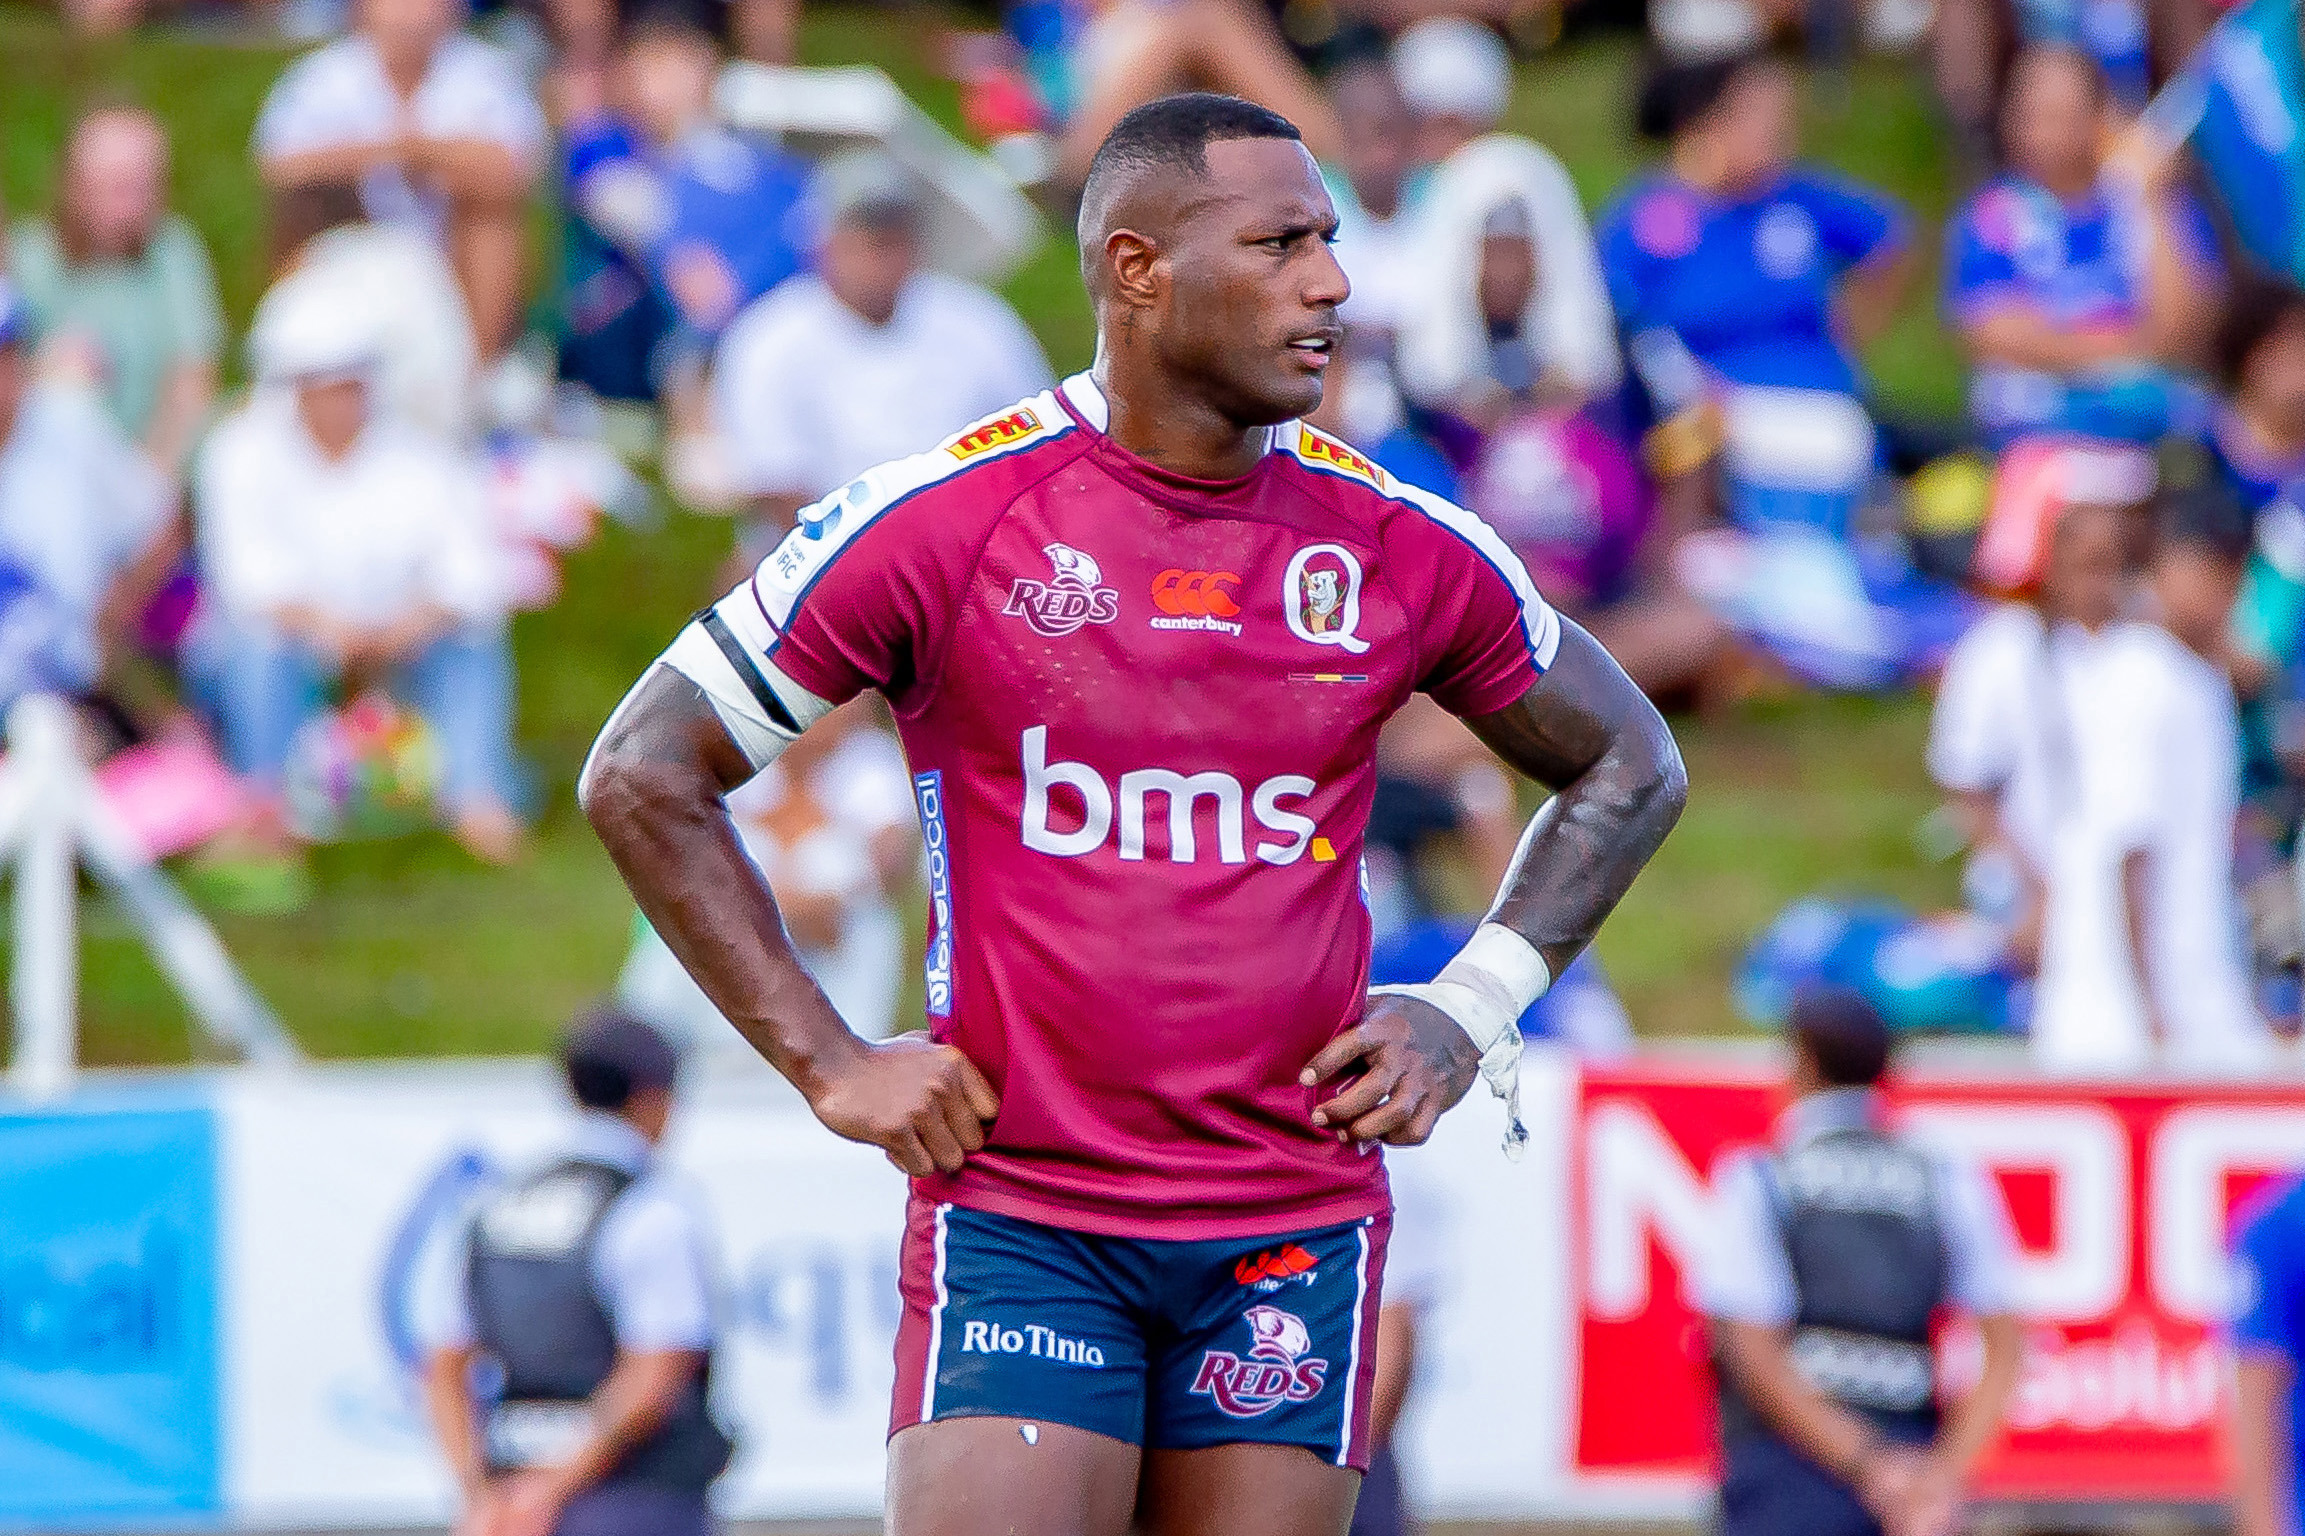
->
[0,4,1964,1062]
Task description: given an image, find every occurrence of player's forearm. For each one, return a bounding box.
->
[580,669,865,1093]
[1933,1312,2020,1479]
[548,1350,703,1502]
[1714,1320,1881,1482]
[422,1347,492,1496]
[2235,1356,2295,1536]
[1465,620,1688,980]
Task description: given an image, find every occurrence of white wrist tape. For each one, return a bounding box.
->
[1369,922,1550,1157]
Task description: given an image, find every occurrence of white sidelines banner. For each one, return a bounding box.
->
[211,1051,1612,1528]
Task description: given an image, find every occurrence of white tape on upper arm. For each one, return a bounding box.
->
[659,610,831,771]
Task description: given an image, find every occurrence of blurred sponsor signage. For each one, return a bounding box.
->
[1572,1062,2305,1501]
[0,1098,219,1528]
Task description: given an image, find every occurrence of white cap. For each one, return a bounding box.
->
[1391,17,1512,130]
[249,271,381,383]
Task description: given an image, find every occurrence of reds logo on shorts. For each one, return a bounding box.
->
[1189,1305,1329,1418]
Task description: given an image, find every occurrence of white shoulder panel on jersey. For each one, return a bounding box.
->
[748,389,1072,633]
[660,389,1072,770]
[1287,423,1562,672]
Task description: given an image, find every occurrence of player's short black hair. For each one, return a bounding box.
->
[1635,47,1770,142]
[1788,985,1893,1088]
[2213,273,2305,391]
[2155,480,2254,566]
[562,1002,680,1110]
[1081,93,1303,205]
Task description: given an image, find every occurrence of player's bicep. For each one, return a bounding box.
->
[1461,620,1664,793]
[656,586,837,772]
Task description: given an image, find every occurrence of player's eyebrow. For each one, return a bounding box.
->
[1243,215,1339,246]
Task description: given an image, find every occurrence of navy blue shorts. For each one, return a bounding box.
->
[891,1198,1390,1469]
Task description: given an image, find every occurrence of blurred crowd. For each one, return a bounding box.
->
[13,0,2305,1068]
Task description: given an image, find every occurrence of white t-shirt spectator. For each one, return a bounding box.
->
[253,33,546,237]
[0,381,171,691]
[1324,172,1427,336]
[712,271,1053,504]
[1929,604,2268,1073]
[253,225,478,442]
[1394,134,1622,409]
[196,390,502,631]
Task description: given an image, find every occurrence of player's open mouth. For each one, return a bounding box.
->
[1287,334,1337,369]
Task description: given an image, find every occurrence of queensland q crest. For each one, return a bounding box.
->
[1283,544,1369,655]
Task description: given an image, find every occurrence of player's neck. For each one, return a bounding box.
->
[1093,355,1271,482]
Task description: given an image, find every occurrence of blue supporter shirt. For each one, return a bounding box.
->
[2232,1173,2305,1536]
[566,115,814,347]
[2192,0,2305,284]
[1597,168,1907,397]
[1946,176,2222,444]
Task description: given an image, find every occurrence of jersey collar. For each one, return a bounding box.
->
[1056,371,1298,517]
[1780,1086,1880,1149]
[573,1109,656,1175]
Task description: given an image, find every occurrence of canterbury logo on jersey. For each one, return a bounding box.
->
[1149,568,1243,637]
[1019,727,1321,866]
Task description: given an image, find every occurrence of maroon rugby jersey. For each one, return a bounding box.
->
[721,374,1559,1238]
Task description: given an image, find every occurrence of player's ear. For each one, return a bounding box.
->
[1104,227,1165,313]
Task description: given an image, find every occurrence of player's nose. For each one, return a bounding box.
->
[1304,239,1350,310]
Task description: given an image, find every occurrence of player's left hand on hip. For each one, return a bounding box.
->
[1299,994,1481,1147]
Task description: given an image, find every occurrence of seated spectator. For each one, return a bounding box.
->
[254,0,547,364]
[562,10,813,497]
[712,152,1052,536]
[1324,57,1425,339]
[192,286,521,865]
[1930,485,2270,1074]
[259,180,479,443]
[1935,0,2196,179]
[1044,0,1342,187]
[2198,282,2305,847]
[0,279,178,710]
[1390,18,1622,412]
[1947,47,2222,450]
[1600,49,1910,408]
[9,101,223,477]
[618,699,914,1048]
[548,0,798,83]
[2206,278,2305,520]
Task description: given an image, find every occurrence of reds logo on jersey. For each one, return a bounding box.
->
[1003,543,1121,638]
[1190,1305,1329,1418]
[948,407,1044,462]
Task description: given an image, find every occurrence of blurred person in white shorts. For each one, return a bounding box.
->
[1931,484,2271,1074]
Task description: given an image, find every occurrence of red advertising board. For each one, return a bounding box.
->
[1571,1061,2305,1501]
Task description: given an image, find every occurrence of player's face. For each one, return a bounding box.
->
[1159,137,1349,428]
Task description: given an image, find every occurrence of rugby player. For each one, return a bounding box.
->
[580,93,1686,1536]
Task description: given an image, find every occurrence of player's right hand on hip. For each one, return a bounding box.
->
[808,1033,1000,1176]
